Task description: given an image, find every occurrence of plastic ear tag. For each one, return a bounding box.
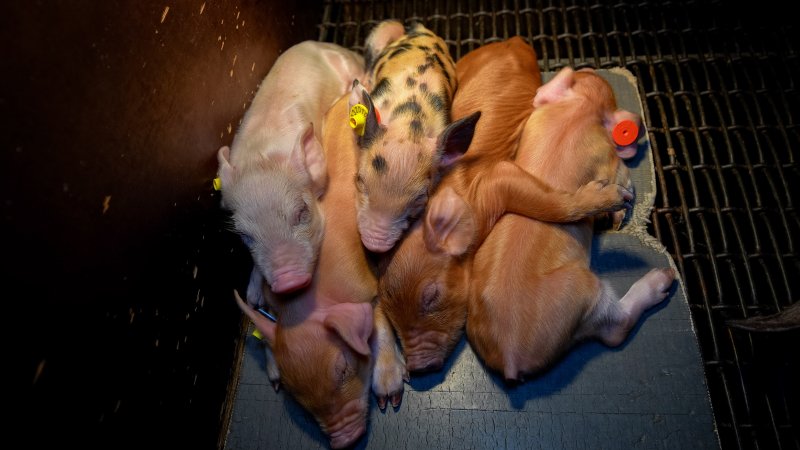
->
[252,327,264,340]
[349,104,369,136]
[212,177,222,191]
[612,120,639,147]
[251,306,277,340]
[257,307,277,322]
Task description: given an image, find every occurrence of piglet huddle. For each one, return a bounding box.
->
[217,20,674,449]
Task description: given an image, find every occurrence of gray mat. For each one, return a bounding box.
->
[223,70,719,449]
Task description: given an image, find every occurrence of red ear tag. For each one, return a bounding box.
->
[374,107,381,125]
[613,120,639,147]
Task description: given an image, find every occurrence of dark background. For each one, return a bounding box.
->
[5,1,319,448]
[7,1,798,449]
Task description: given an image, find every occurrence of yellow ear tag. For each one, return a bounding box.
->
[252,327,264,340]
[212,177,222,191]
[349,104,369,136]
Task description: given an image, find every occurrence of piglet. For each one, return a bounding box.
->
[467,68,675,382]
[218,41,365,299]
[235,91,405,449]
[351,21,472,253]
[377,39,633,373]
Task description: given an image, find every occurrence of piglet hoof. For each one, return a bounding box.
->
[372,345,407,411]
[576,179,634,218]
[264,345,281,392]
[620,267,676,322]
[391,392,403,408]
[612,208,628,231]
[373,372,406,411]
[375,386,404,411]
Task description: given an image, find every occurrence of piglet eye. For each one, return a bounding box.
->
[334,352,356,384]
[413,192,428,207]
[409,191,428,217]
[421,283,440,313]
[295,203,311,225]
[355,175,365,192]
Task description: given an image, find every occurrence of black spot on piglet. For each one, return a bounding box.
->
[372,154,388,173]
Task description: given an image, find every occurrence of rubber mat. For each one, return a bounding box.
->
[223,69,719,449]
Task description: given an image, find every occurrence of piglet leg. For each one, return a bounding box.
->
[371,304,408,410]
[262,345,281,392]
[584,268,676,347]
[234,289,281,390]
[467,160,633,240]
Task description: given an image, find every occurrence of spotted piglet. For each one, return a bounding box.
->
[349,20,475,252]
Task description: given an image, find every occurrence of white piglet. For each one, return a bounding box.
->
[217,41,366,302]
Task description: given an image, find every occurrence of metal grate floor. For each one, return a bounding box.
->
[318,1,799,449]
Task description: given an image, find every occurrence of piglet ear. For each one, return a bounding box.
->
[533,67,575,108]
[363,20,405,72]
[290,123,328,198]
[349,79,383,148]
[217,146,235,187]
[324,302,374,357]
[217,146,236,208]
[234,289,276,346]
[424,186,476,256]
[348,79,366,110]
[437,111,480,168]
[606,109,643,160]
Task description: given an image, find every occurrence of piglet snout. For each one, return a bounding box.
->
[329,422,366,449]
[358,215,406,253]
[403,330,450,372]
[406,354,444,372]
[267,243,314,293]
[324,398,368,449]
[270,271,311,294]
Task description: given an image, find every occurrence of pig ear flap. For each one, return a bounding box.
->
[436,111,480,168]
[349,79,383,148]
[324,303,374,357]
[348,79,367,109]
[533,67,575,108]
[234,289,276,346]
[217,146,236,208]
[290,123,328,198]
[605,109,643,160]
[217,146,236,187]
[363,20,405,72]
[424,186,476,256]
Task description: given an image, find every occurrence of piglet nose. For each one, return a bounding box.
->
[358,218,402,253]
[407,355,444,372]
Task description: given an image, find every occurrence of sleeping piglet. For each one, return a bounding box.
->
[351,21,469,253]
[218,41,365,300]
[467,68,676,382]
[234,92,405,449]
[377,39,633,373]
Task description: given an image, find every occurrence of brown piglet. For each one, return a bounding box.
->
[234,92,404,448]
[467,68,676,382]
[377,39,633,373]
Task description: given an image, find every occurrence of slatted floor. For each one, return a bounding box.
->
[317,2,799,449]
